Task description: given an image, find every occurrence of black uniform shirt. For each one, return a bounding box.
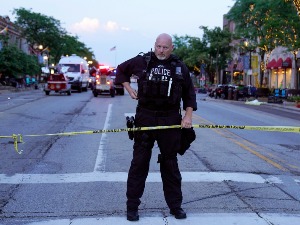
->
[115,53,197,111]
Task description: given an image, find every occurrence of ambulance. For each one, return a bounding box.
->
[58,54,89,92]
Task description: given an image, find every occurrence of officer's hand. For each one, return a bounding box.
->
[181,115,192,128]
[181,107,193,128]
[129,89,138,100]
[123,82,138,100]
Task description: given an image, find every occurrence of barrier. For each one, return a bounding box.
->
[1,125,299,154]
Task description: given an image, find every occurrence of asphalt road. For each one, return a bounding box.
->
[0,87,299,225]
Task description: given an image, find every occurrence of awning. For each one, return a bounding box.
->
[275,58,283,69]
[282,57,292,68]
[266,59,277,69]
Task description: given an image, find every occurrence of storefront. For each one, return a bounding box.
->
[227,56,245,85]
[266,47,293,89]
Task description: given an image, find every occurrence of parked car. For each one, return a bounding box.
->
[233,85,257,100]
[208,84,226,99]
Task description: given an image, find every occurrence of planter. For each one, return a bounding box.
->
[289,96,300,108]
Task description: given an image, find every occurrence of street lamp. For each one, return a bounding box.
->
[244,40,254,85]
[43,55,49,67]
[33,44,43,51]
[33,44,44,64]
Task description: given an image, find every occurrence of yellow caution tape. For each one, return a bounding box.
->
[192,125,300,133]
[0,125,299,154]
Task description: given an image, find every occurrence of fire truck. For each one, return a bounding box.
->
[92,65,115,97]
[92,65,124,97]
[44,70,71,96]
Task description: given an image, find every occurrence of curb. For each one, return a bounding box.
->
[200,94,300,113]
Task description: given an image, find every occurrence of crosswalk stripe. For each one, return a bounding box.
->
[7,213,300,225]
[0,171,285,184]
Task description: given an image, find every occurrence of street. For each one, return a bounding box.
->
[0,87,300,225]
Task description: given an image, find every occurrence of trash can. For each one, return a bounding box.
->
[228,88,233,100]
[233,89,238,101]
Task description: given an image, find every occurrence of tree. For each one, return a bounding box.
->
[200,26,232,84]
[0,45,40,78]
[226,0,300,86]
[52,34,94,64]
[173,35,207,72]
[13,8,97,65]
[172,28,232,85]
[13,8,65,64]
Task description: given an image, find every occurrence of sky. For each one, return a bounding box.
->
[1,0,235,67]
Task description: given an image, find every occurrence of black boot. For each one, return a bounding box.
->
[127,208,139,221]
[170,207,187,219]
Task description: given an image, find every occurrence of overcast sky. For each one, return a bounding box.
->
[1,0,235,67]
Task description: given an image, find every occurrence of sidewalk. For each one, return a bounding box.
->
[250,97,300,112]
[201,94,300,113]
[0,84,42,94]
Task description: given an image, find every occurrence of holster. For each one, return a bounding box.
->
[126,116,135,140]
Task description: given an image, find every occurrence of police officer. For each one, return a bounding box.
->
[116,33,197,221]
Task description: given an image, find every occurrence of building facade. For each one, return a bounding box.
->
[265,46,295,89]
[0,15,29,54]
[223,15,299,90]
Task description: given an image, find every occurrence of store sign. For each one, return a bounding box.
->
[282,62,289,67]
[247,69,252,76]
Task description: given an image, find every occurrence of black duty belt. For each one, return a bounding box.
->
[136,106,180,117]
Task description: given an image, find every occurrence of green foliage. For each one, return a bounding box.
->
[291,95,300,102]
[201,26,232,65]
[226,0,300,51]
[173,35,207,69]
[13,8,63,46]
[173,27,233,84]
[225,0,300,86]
[12,8,97,65]
[0,45,40,77]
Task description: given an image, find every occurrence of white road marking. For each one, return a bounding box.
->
[2,110,300,225]
[93,103,112,172]
[9,213,300,225]
[0,171,283,184]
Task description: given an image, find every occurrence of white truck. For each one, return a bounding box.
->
[58,54,89,92]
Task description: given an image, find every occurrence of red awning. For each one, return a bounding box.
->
[275,58,283,69]
[266,59,277,69]
[282,57,292,68]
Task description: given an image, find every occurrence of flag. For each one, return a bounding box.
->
[110,46,116,51]
[0,26,8,35]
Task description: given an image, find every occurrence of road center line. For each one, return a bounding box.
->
[192,114,290,172]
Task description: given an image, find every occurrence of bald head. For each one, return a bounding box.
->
[154,33,174,60]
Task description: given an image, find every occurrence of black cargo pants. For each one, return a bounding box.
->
[126,107,183,210]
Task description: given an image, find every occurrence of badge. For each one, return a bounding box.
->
[176,67,182,75]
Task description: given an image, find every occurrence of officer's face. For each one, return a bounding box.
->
[154,37,174,60]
